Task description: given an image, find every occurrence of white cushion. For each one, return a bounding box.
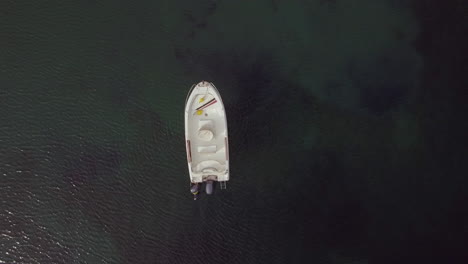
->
[198,119,213,130]
[197,145,216,153]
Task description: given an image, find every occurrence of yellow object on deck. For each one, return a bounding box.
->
[196,110,203,115]
[199,97,205,103]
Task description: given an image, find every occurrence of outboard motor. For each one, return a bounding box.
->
[190,183,199,194]
[205,180,214,195]
[190,183,199,200]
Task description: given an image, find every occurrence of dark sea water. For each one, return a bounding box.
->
[1,0,467,263]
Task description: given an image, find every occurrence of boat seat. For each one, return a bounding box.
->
[198,129,214,141]
[197,145,216,153]
[193,160,224,173]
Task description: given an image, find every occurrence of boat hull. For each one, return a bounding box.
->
[184,81,229,184]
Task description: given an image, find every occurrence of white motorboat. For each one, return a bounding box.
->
[184,81,229,199]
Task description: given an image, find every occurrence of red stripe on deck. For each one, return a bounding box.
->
[186,140,192,162]
[196,98,216,110]
[200,99,217,110]
[225,137,229,161]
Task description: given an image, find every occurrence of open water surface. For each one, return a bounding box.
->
[1,1,466,263]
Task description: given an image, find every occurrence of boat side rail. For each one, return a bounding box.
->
[185,84,197,105]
